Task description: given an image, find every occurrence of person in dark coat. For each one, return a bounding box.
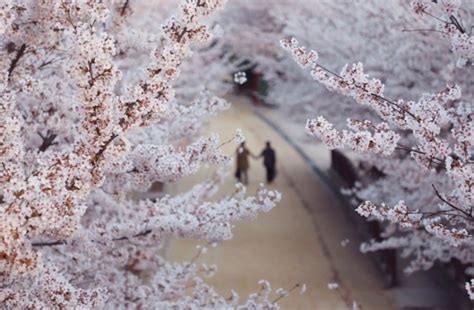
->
[259,141,277,183]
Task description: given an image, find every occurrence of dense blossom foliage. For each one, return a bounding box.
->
[1,0,473,306]
[214,1,472,127]
[0,1,285,308]
[282,0,473,298]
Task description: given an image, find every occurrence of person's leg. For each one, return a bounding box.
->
[235,168,241,182]
[242,170,248,185]
[271,166,276,182]
[266,166,276,183]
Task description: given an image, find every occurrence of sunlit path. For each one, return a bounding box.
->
[166,96,395,309]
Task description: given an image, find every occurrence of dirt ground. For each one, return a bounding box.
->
[165,98,395,309]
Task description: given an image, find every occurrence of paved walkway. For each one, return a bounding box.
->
[166,96,395,309]
[251,97,471,309]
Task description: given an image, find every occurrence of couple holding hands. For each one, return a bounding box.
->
[235,141,277,185]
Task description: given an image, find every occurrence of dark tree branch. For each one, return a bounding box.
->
[432,184,472,219]
[92,133,119,163]
[32,229,153,247]
[449,15,465,33]
[31,240,67,247]
[120,0,130,16]
[420,8,466,34]
[38,56,65,70]
[177,27,189,43]
[38,131,58,152]
[112,229,152,241]
[8,43,27,79]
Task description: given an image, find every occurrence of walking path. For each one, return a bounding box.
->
[165,96,395,309]
[252,97,471,309]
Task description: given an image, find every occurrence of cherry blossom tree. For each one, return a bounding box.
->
[0,1,288,307]
[273,0,471,122]
[281,0,473,298]
[211,0,472,127]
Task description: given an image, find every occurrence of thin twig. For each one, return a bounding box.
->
[272,283,302,304]
[32,229,153,247]
[432,184,472,219]
[402,28,449,34]
[112,229,152,241]
[31,240,67,247]
[395,145,445,164]
[8,43,27,79]
[422,10,450,24]
[120,0,130,16]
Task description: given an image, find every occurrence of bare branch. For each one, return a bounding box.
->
[432,184,472,219]
[37,131,58,152]
[32,229,153,247]
[8,43,27,79]
[120,0,130,17]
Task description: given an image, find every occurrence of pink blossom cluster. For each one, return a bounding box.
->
[306,117,400,156]
[356,201,469,247]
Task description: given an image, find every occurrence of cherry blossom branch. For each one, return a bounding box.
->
[423,209,471,222]
[432,184,472,220]
[415,5,465,34]
[32,229,153,247]
[315,62,417,120]
[357,200,470,246]
[395,145,444,165]
[92,133,118,163]
[0,1,292,308]
[411,1,472,65]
